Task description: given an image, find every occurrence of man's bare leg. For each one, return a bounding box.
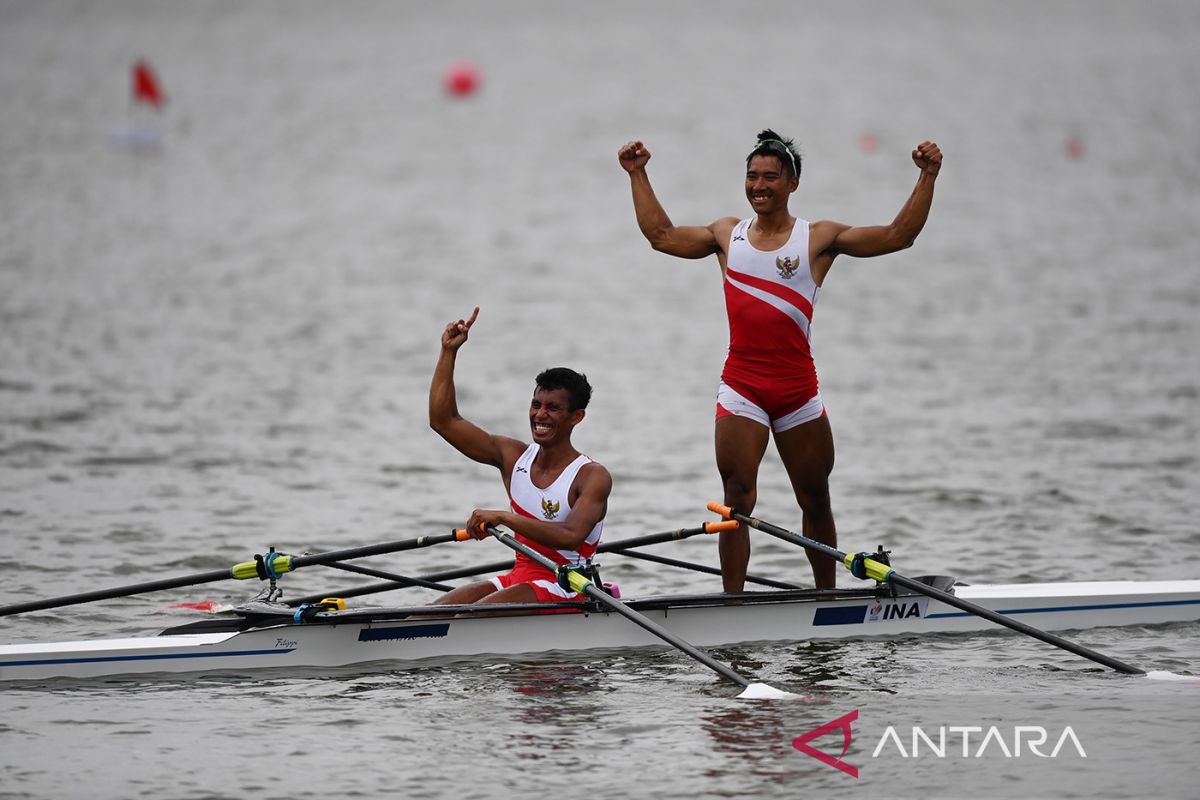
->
[774,415,837,589]
[409,579,496,619]
[420,581,541,618]
[432,580,500,605]
[715,415,771,593]
[475,583,538,604]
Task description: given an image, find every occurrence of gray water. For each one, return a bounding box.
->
[2,0,1199,797]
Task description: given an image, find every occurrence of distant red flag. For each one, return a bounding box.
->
[133,60,165,109]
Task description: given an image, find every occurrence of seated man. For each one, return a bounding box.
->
[428,307,612,606]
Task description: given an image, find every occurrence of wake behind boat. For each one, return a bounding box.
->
[2,511,1198,683]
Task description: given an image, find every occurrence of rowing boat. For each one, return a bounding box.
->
[3,578,1198,681]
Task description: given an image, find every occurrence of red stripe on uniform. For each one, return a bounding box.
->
[508,496,573,566]
[725,268,815,321]
[510,498,537,520]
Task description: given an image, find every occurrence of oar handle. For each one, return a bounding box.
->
[708,501,863,570]
[707,501,734,518]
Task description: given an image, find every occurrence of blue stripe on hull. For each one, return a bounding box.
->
[810,597,1200,626]
[927,597,1200,620]
[358,623,449,642]
[0,648,294,669]
[813,606,868,626]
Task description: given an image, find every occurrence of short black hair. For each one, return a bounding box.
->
[747,129,802,179]
[535,367,592,411]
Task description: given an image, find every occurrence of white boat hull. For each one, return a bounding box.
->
[2,580,1198,681]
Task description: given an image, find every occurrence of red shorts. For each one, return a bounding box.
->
[716,381,825,433]
[490,559,584,603]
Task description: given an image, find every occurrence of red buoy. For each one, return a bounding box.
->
[443,62,480,97]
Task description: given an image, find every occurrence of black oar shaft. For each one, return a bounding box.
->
[0,568,237,618]
[322,562,455,592]
[287,522,737,606]
[885,572,1144,675]
[0,531,467,619]
[608,548,802,589]
[288,531,463,570]
[287,560,516,606]
[487,526,753,689]
[718,506,1145,676]
[595,521,737,554]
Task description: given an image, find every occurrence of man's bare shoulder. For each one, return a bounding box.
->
[580,459,612,479]
[809,219,850,252]
[494,435,531,471]
[578,460,613,488]
[709,216,742,249]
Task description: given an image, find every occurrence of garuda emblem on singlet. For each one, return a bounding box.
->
[776,255,801,280]
[541,497,560,520]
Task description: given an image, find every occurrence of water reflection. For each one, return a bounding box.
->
[778,639,907,692]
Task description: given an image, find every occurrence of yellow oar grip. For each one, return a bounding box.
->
[564,570,592,595]
[843,553,893,582]
[230,561,259,580]
[229,555,295,581]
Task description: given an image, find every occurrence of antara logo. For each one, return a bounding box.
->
[792,711,1087,778]
[792,710,859,778]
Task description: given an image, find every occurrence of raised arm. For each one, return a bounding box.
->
[429,308,524,471]
[618,140,728,259]
[813,141,943,274]
[464,463,613,550]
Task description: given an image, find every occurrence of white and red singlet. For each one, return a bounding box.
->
[717,217,826,432]
[490,443,604,602]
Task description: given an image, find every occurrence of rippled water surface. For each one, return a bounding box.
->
[2,1,1199,798]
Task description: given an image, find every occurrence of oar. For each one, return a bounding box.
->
[606,548,802,589]
[288,521,743,606]
[289,560,516,606]
[321,561,455,592]
[0,530,470,618]
[706,502,1145,676]
[597,519,799,589]
[474,524,793,699]
[597,520,741,551]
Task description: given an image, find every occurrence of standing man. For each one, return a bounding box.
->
[428,307,612,607]
[617,130,941,591]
